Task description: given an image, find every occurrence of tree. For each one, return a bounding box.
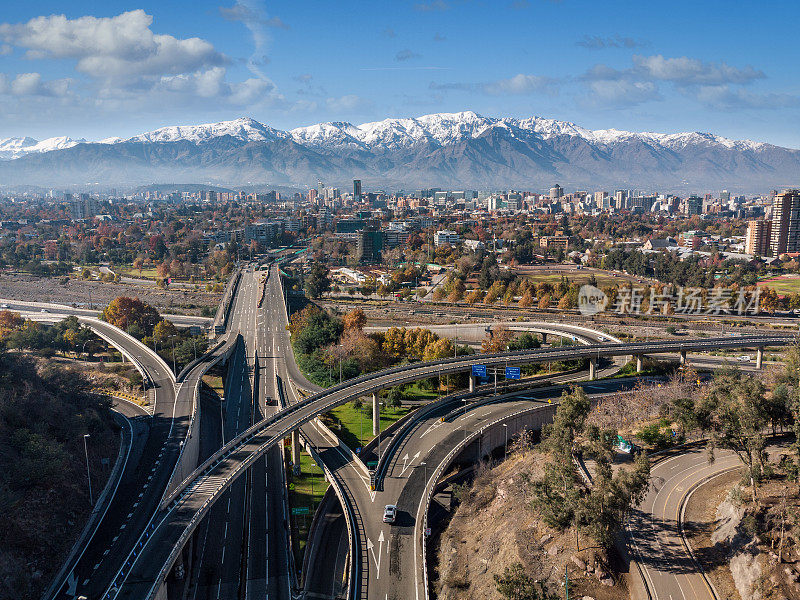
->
[706,370,769,502]
[482,326,513,353]
[422,337,454,361]
[101,297,161,337]
[494,563,555,600]
[305,262,331,299]
[0,310,24,338]
[342,308,367,331]
[152,320,178,345]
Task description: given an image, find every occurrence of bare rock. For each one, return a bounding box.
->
[547,544,560,557]
[570,556,587,571]
[600,576,614,587]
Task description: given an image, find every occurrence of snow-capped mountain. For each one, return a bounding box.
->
[0,112,796,191]
[121,117,288,144]
[0,135,84,160]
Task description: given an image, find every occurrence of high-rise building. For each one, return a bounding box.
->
[769,189,800,256]
[356,227,384,264]
[549,184,564,200]
[684,195,703,216]
[353,179,362,202]
[68,193,98,220]
[745,219,772,256]
[614,190,628,210]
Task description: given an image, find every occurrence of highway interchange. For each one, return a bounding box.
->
[20,263,796,600]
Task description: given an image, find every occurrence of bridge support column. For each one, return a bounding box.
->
[636,355,643,373]
[372,392,379,436]
[291,430,300,474]
[756,347,763,370]
[469,374,476,392]
[540,332,547,344]
[589,358,597,381]
[679,350,686,365]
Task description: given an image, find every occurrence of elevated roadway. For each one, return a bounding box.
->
[111,332,793,599]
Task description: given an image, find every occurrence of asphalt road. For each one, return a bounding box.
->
[365,378,646,600]
[188,269,258,599]
[626,442,788,600]
[46,320,181,600]
[110,330,792,599]
[0,297,211,329]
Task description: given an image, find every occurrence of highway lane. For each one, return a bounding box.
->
[0,297,212,329]
[110,332,794,600]
[189,269,259,599]
[303,320,622,599]
[46,320,182,600]
[626,442,788,600]
[367,378,646,600]
[249,267,292,600]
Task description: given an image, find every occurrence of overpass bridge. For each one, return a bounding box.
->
[107,333,794,599]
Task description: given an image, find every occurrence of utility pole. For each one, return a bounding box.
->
[83,434,93,506]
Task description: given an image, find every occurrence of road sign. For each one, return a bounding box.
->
[505,366,521,380]
[291,506,310,515]
[366,461,378,468]
[471,364,487,377]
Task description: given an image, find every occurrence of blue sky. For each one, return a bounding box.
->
[1,0,799,146]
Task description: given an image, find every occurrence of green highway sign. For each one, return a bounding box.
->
[291,506,310,515]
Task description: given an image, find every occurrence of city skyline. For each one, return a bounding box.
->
[1,1,800,147]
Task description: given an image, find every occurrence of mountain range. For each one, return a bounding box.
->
[1,111,798,192]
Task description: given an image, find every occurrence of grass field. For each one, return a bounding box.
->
[286,448,328,561]
[327,401,414,451]
[758,275,800,295]
[512,265,653,288]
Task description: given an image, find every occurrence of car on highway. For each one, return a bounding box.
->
[0,304,7,308]
[40,308,49,313]
[737,355,751,362]
[383,504,397,524]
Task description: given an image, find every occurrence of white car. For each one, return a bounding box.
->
[383,504,397,524]
[737,355,751,362]
[0,304,7,309]
[40,308,49,313]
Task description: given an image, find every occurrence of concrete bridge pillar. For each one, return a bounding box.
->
[469,374,476,392]
[635,355,643,373]
[540,332,547,344]
[589,358,597,381]
[679,350,687,365]
[291,430,300,471]
[372,392,380,437]
[756,347,763,370]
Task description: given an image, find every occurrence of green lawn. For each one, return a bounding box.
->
[758,275,800,295]
[327,402,414,451]
[286,448,329,562]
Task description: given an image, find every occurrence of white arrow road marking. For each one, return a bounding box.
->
[66,571,78,597]
[367,531,385,578]
[400,451,421,476]
[420,419,444,438]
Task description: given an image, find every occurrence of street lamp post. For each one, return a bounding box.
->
[503,423,508,460]
[420,461,427,485]
[83,434,93,506]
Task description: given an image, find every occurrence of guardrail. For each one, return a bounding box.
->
[416,402,557,600]
[162,334,794,508]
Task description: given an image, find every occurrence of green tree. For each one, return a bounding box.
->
[304,262,331,299]
[494,563,555,600]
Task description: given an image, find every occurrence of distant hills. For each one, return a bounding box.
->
[1,111,798,192]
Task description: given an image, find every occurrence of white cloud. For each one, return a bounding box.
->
[486,73,554,95]
[430,73,557,95]
[633,54,764,85]
[691,85,800,110]
[584,80,661,107]
[0,10,226,80]
[326,94,372,112]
